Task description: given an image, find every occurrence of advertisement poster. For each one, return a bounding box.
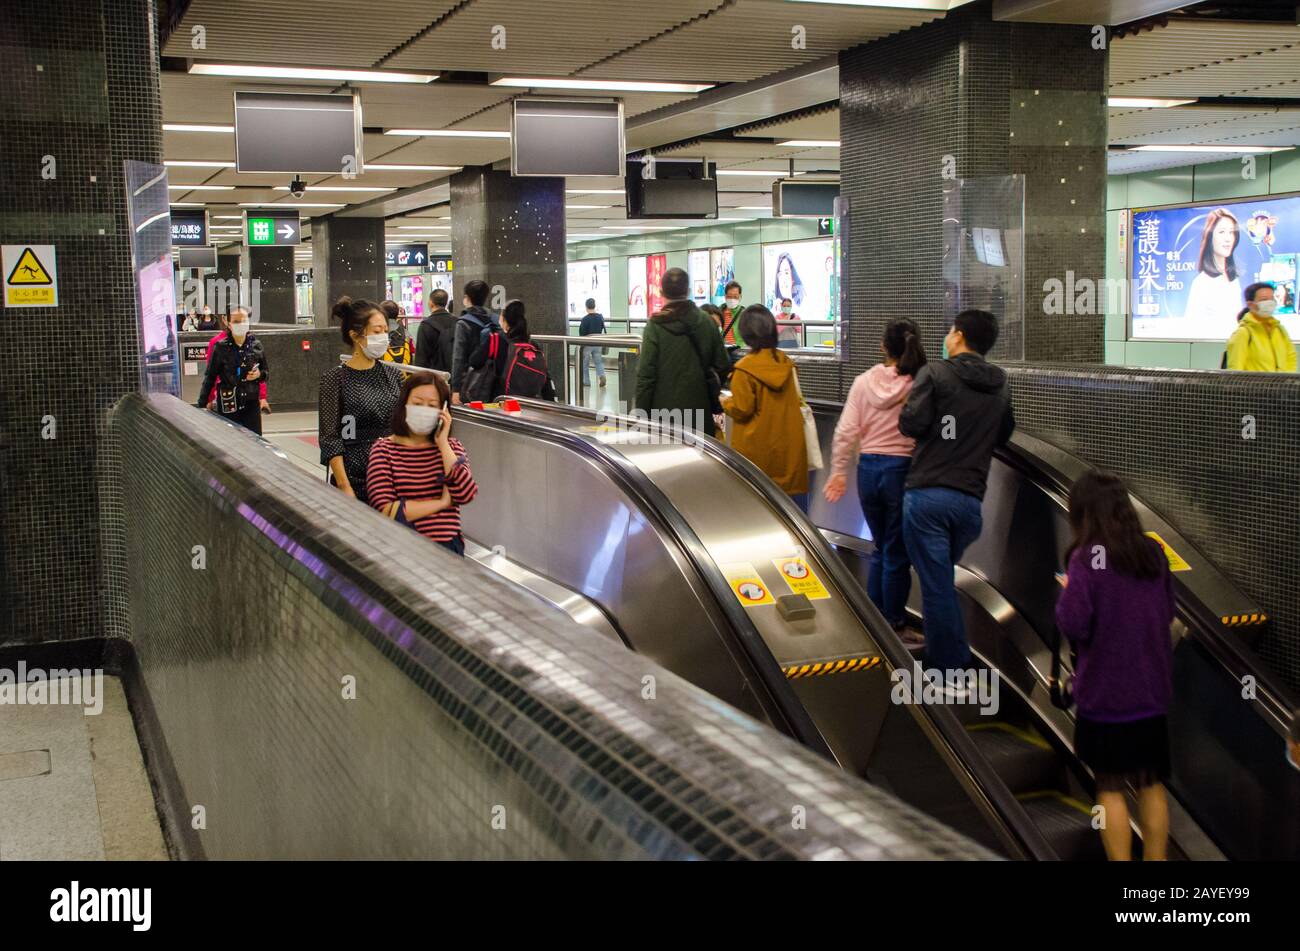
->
[762,238,835,320]
[688,249,710,304]
[138,256,178,362]
[1131,194,1300,342]
[124,160,179,395]
[399,274,425,317]
[710,247,734,304]
[646,253,668,316]
[627,255,648,320]
[566,259,610,322]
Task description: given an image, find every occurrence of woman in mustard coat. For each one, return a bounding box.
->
[721,306,810,509]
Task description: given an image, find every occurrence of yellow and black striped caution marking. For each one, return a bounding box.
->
[1221,613,1268,628]
[783,655,881,679]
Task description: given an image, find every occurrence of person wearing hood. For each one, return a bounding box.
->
[636,267,731,436]
[197,305,269,435]
[898,309,1015,675]
[1225,282,1296,372]
[721,305,809,508]
[824,318,927,638]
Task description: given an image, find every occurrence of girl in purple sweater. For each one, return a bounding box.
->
[1055,470,1175,861]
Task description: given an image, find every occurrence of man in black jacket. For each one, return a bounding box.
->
[450,280,499,403]
[414,288,456,374]
[898,309,1015,675]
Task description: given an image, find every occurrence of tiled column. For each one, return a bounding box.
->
[799,5,1107,401]
[241,245,294,324]
[0,0,163,644]
[450,167,567,399]
[310,215,385,329]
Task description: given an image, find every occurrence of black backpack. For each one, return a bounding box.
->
[462,324,505,402]
[501,341,552,399]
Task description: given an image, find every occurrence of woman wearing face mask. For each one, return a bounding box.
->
[201,308,268,412]
[196,306,269,435]
[776,297,801,349]
[1225,282,1297,372]
[366,372,478,555]
[318,297,403,503]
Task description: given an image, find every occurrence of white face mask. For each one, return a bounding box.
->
[229,321,249,340]
[1254,299,1278,317]
[363,333,389,358]
[406,403,441,436]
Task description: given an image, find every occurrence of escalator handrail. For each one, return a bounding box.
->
[451,402,838,763]
[533,398,1056,861]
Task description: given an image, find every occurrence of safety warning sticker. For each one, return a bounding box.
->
[1145,531,1191,572]
[772,556,831,600]
[721,562,775,607]
[3,245,58,307]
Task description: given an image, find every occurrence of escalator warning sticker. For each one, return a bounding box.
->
[721,563,775,607]
[1144,531,1191,572]
[772,557,831,600]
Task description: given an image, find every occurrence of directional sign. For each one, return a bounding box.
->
[244,208,301,246]
[170,208,209,247]
[817,217,834,236]
[3,244,58,307]
[385,243,429,267]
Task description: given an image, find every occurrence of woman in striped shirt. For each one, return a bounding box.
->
[365,372,477,555]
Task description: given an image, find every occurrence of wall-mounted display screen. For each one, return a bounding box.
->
[1131,194,1300,342]
[567,259,610,322]
[762,238,835,321]
[399,274,424,317]
[709,248,734,305]
[688,249,710,304]
[627,255,648,320]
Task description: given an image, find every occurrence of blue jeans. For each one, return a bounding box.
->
[902,486,984,671]
[582,344,605,386]
[789,491,809,514]
[857,454,911,627]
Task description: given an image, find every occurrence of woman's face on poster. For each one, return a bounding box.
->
[1212,217,1237,258]
[777,258,794,298]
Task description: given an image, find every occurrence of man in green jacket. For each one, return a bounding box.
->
[636,267,731,436]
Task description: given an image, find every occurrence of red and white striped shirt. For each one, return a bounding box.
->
[365,437,477,542]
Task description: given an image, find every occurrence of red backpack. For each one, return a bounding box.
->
[501,341,553,399]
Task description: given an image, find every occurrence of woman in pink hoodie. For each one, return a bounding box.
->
[824,318,927,635]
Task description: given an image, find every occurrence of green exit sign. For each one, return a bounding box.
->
[247,217,274,245]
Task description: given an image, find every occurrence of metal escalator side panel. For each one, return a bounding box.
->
[451,403,837,763]
[572,398,1057,861]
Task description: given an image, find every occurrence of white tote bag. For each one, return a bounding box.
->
[792,368,824,471]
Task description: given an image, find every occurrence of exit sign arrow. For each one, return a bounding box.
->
[279,223,295,240]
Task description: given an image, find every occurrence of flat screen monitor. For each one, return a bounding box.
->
[626,158,718,219]
[177,245,218,270]
[512,98,624,177]
[234,91,363,174]
[774,180,839,218]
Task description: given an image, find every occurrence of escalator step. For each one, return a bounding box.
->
[1018,792,1106,861]
[966,722,1060,794]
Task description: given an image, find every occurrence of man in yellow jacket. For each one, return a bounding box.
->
[1226,283,1296,372]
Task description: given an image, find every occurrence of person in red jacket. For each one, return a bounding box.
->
[203,307,268,411]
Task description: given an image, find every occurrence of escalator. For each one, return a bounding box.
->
[450,398,1206,859]
[808,398,1300,861]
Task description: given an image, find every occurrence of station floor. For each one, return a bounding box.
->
[0,674,167,860]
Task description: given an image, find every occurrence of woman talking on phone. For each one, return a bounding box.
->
[365,372,477,556]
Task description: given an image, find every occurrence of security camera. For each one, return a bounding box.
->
[289,176,307,199]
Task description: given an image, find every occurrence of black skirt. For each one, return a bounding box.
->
[1075,714,1170,792]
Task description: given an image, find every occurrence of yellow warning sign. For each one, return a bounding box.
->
[721,562,775,607]
[1145,531,1191,572]
[772,556,831,600]
[3,245,58,307]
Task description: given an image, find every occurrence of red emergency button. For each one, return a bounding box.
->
[301,339,311,350]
